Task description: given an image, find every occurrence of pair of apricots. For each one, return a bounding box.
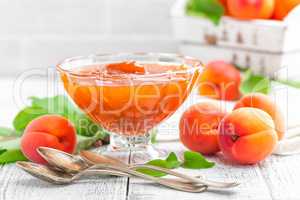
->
[180,93,284,164]
[219,0,300,20]
[182,60,284,164]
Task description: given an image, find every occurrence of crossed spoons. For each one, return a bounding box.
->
[17,147,239,193]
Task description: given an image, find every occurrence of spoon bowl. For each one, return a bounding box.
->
[17,161,74,184]
[16,161,130,185]
[37,147,89,173]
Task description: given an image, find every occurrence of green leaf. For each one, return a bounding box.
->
[166,152,181,169]
[29,95,79,118]
[0,127,27,163]
[136,152,182,177]
[0,138,27,164]
[137,151,215,176]
[13,107,48,132]
[240,70,271,95]
[13,95,108,137]
[0,149,7,155]
[30,95,107,137]
[186,0,224,25]
[181,151,215,169]
[137,159,170,177]
[150,129,158,144]
[76,131,109,153]
[166,152,177,162]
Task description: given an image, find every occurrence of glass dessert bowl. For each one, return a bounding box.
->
[57,53,203,159]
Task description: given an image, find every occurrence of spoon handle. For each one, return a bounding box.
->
[130,164,239,189]
[72,169,131,180]
[80,150,239,188]
[88,164,207,193]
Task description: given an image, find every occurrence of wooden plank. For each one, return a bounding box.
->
[128,142,272,200]
[256,85,300,199]
[0,149,129,200]
[258,154,300,200]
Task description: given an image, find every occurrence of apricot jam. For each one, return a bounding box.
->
[61,61,199,136]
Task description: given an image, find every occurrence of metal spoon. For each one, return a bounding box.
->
[16,161,129,185]
[17,161,207,192]
[37,147,208,190]
[37,147,238,189]
[38,147,202,183]
[37,147,89,174]
[80,150,240,189]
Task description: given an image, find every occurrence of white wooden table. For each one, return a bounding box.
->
[1,77,300,200]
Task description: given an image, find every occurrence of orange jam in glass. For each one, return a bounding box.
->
[60,61,199,136]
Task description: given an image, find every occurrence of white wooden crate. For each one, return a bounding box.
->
[171,0,300,79]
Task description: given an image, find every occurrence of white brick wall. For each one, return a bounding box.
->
[0,0,177,76]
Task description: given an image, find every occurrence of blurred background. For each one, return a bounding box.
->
[0,0,177,76]
[1,0,300,79]
[0,0,299,126]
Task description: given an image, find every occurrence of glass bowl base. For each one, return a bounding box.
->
[98,132,168,164]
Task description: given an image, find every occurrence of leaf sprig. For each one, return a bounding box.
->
[240,69,271,95]
[186,0,225,25]
[137,151,215,177]
[0,95,110,164]
[13,95,108,137]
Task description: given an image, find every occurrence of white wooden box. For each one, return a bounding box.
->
[171,0,300,79]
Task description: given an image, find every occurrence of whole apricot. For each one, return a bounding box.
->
[227,0,275,19]
[273,0,300,20]
[199,61,241,101]
[21,115,77,164]
[179,102,227,155]
[234,93,285,140]
[219,107,278,164]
